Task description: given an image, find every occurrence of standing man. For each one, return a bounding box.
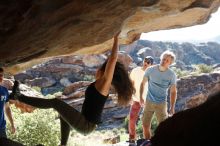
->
[0,67,15,138]
[140,50,177,140]
[128,56,154,143]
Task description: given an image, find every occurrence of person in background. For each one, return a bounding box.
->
[0,67,16,138]
[128,56,154,143]
[140,50,177,140]
[9,31,135,146]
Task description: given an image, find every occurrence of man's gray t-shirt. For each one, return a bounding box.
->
[144,65,177,103]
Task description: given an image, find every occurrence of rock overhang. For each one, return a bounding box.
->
[0,0,220,74]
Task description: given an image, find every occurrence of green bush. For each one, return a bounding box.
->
[7,105,60,146]
[172,67,190,78]
[53,92,62,97]
[196,64,213,73]
[82,75,95,81]
[173,64,213,78]
[44,91,63,99]
[45,94,56,99]
[32,86,41,93]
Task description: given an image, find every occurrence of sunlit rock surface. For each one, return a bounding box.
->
[0,0,220,73]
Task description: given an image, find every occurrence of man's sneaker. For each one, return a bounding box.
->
[137,139,145,146]
[137,139,151,146]
[9,80,21,100]
[140,140,151,146]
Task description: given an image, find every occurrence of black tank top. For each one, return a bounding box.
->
[81,82,108,124]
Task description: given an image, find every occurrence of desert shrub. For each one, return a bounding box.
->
[32,86,41,93]
[45,94,55,99]
[7,105,60,146]
[53,91,62,97]
[82,75,95,81]
[44,91,63,100]
[172,68,191,78]
[173,64,213,78]
[196,64,213,73]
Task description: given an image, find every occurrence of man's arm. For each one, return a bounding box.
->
[169,84,177,116]
[140,77,148,106]
[5,102,16,134]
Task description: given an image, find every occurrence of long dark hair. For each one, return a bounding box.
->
[100,61,135,105]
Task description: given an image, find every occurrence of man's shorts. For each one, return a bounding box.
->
[142,99,168,125]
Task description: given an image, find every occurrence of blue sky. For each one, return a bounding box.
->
[140,8,220,42]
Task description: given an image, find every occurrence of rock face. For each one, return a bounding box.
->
[1,0,220,71]
[14,52,132,95]
[176,72,220,111]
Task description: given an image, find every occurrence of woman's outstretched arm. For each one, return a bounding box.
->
[95,31,120,96]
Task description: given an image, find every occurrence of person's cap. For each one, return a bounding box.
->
[144,56,154,64]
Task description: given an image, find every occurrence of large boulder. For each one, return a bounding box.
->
[1,0,219,73]
[176,72,220,111]
[151,91,220,146]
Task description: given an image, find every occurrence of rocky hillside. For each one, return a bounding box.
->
[121,40,220,70]
[14,52,132,95]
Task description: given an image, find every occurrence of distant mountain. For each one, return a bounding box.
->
[149,35,220,44]
[121,40,220,70]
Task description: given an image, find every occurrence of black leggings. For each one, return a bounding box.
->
[18,95,96,145]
